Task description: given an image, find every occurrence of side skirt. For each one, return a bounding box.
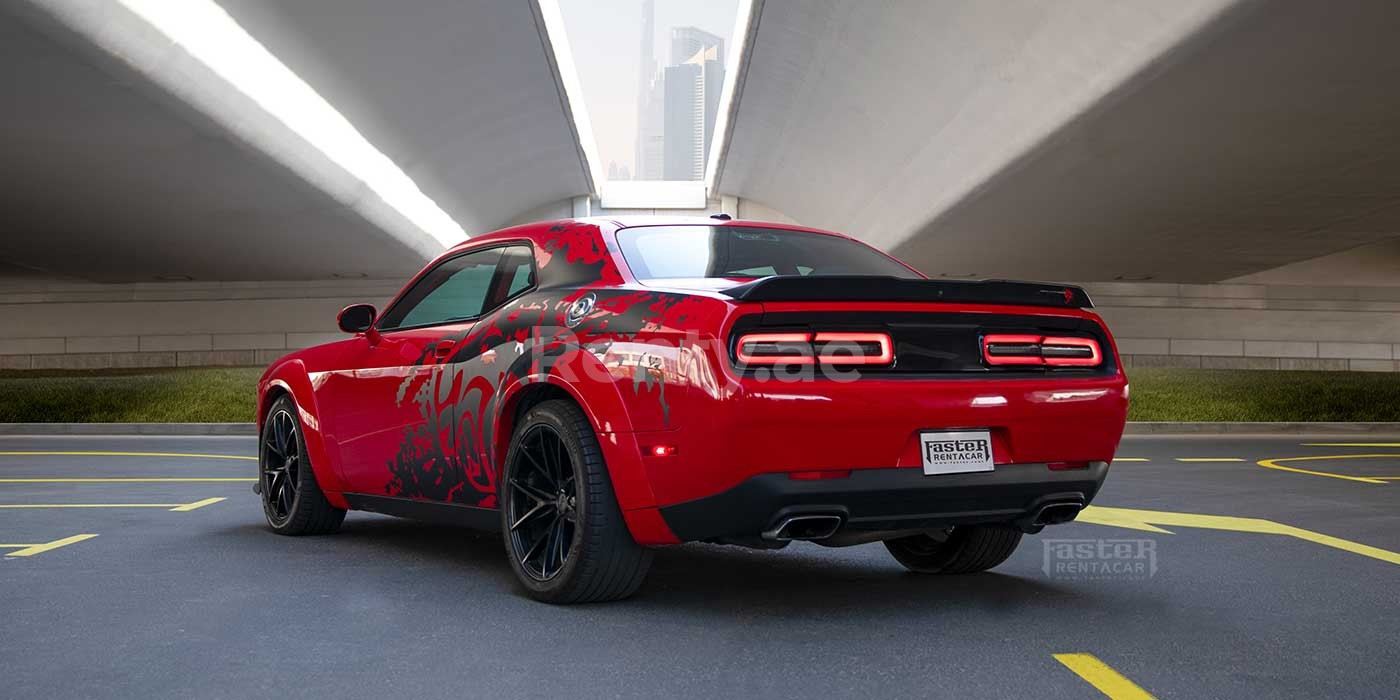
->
[343,493,501,532]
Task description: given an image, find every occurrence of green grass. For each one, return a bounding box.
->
[1127,368,1400,422]
[0,367,1397,423]
[0,367,261,423]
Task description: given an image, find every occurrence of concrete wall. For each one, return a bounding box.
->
[4,268,1397,375]
[1088,282,1400,372]
[0,279,401,371]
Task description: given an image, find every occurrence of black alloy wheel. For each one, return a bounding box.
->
[500,400,651,603]
[258,395,345,535]
[261,408,301,525]
[505,424,578,581]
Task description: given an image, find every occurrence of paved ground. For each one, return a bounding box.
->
[2,434,1398,699]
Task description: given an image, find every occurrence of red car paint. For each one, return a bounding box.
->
[258,218,1129,545]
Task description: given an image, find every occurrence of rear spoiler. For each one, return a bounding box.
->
[720,276,1093,309]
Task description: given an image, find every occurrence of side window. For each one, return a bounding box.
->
[497,245,536,301]
[377,248,505,331]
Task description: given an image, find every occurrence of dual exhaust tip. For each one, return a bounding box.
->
[763,502,1083,541]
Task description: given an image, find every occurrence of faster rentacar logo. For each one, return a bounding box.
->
[924,438,991,464]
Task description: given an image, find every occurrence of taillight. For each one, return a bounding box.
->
[813,332,893,365]
[1041,337,1102,366]
[982,334,1102,367]
[735,332,894,366]
[735,332,815,365]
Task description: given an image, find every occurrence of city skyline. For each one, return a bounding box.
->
[557,0,739,182]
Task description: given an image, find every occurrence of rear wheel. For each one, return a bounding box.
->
[501,399,651,603]
[883,526,1022,574]
[259,395,345,535]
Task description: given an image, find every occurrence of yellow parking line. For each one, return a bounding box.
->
[0,497,226,511]
[1113,458,1149,462]
[1175,458,1244,462]
[1301,443,1400,447]
[1256,454,1398,484]
[0,451,254,461]
[0,478,254,483]
[3,534,98,557]
[1053,653,1156,699]
[1080,505,1400,566]
[169,497,225,512]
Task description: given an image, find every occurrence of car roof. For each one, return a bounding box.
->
[438,217,861,259]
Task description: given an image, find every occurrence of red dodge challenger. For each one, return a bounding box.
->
[256,217,1129,603]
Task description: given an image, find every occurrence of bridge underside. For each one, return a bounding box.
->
[717,0,1400,284]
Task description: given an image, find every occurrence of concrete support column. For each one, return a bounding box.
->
[720,194,740,218]
[571,195,592,218]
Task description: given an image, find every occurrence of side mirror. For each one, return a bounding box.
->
[337,304,377,334]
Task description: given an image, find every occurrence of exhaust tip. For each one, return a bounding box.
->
[1034,503,1082,526]
[762,514,843,541]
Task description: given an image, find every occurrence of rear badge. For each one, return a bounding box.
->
[565,293,596,328]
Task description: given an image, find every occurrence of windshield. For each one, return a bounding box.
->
[616,226,920,281]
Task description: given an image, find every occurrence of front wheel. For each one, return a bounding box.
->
[883,526,1022,574]
[259,395,345,535]
[500,400,652,603]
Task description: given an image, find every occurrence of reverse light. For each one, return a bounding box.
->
[735,332,894,366]
[735,332,815,365]
[813,332,894,366]
[982,334,1102,367]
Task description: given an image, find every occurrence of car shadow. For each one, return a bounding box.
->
[220,517,1090,615]
[633,541,1084,618]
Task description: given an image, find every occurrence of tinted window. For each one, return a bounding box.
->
[378,248,504,330]
[499,246,536,298]
[616,226,918,281]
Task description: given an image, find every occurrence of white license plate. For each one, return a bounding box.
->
[919,430,995,475]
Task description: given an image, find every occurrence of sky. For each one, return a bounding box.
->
[556,0,740,178]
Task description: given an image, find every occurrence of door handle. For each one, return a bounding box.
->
[434,344,453,358]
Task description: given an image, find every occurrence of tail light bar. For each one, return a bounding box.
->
[982,334,1102,367]
[736,332,893,366]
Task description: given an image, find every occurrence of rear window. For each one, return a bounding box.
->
[616,226,919,281]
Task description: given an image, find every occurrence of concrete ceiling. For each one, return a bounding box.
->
[0,4,431,282]
[216,0,595,239]
[716,0,1400,283]
[0,0,591,283]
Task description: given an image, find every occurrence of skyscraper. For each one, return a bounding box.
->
[633,14,725,182]
[662,29,723,181]
[670,26,724,66]
[634,0,663,181]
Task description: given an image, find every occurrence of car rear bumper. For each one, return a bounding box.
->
[656,461,1110,543]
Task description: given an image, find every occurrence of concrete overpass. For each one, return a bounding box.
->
[0,0,595,283]
[2,0,1400,372]
[711,0,1400,285]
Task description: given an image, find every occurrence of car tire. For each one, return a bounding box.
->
[259,395,345,535]
[501,399,652,603]
[883,526,1022,574]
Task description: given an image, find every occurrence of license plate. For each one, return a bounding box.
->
[919,430,995,475]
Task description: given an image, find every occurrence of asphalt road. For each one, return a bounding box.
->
[2,434,1398,699]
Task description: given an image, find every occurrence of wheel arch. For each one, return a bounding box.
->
[258,360,349,506]
[493,368,658,516]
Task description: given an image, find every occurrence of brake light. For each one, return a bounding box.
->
[735,332,894,366]
[982,334,1102,367]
